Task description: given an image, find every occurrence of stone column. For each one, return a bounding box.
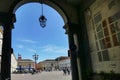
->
[63,23,79,80]
[76,11,93,80]
[64,22,93,80]
[0,13,15,80]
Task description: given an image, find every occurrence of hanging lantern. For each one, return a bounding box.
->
[39,15,47,28]
[39,0,47,28]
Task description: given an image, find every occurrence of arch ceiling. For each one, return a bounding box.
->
[0,0,95,24]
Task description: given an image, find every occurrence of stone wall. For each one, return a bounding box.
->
[85,0,120,73]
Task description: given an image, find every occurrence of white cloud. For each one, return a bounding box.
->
[40,44,68,54]
[27,48,36,53]
[17,38,37,44]
[16,45,24,49]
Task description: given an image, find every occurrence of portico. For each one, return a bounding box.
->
[0,0,120,80]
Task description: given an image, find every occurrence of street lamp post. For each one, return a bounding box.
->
[33,53,39,70]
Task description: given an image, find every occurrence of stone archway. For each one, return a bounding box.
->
[0,0,88,80]
[11,1,80,80]
[12,0,68,24]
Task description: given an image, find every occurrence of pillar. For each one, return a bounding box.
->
[64,23,79,80]
[0,13,15,80]
[64,22,93,80]
[76,11,93,80]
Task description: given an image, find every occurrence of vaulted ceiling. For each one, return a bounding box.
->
[0,0,82,12]
[0,0,94,23]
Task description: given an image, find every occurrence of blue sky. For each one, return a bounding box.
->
[12,3,69,62]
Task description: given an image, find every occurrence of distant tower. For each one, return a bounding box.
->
[18,54,22,61]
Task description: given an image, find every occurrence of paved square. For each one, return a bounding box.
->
[11,71,71,80]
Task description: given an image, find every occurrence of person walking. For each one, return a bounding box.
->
[63,68,67,75]
[66,68,70,75]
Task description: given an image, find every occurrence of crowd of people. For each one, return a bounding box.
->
[13,67,71,76]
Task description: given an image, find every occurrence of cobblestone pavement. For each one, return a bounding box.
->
[11,71,72,80]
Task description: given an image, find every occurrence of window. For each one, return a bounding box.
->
[93,12,111,62]
[104,28,109,36]
[98,52,102,61]
[108,12,120,24]
[94,12,102,24]
[102,50,109,61]
[108,0,115,9]
[117,32,120,43]
[112,34,119,46]
[115,22,120,31]
[100,39,106,49]
[98,31,104,39]
[109,13,120,47]
[102,20,107,27]
[96,42,99,50]
[97,50,109,62]
[94,19,111,50]
[105,37,111,48]
[96,24,102,32]
[110,24,116,34]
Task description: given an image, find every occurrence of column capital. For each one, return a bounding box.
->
[63,22,79,34]
[0,12,16,26]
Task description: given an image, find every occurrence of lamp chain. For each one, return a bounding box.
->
[41,0,44,16]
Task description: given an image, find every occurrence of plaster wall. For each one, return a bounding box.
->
[11,53,17,73]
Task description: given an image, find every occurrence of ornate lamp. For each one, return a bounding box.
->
[33,53,39,70]
[39,0,47,28]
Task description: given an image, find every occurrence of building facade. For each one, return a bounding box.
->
[37,56,71,71]
[11,53,17,73]
[39,59,57,71]
[58,57,71,70]
[17,54,35,72]
[37,62,44,70]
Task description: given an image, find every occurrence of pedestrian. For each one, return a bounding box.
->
[31,69,36,75]
[66,68,70,75]
[63,68,66,75]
